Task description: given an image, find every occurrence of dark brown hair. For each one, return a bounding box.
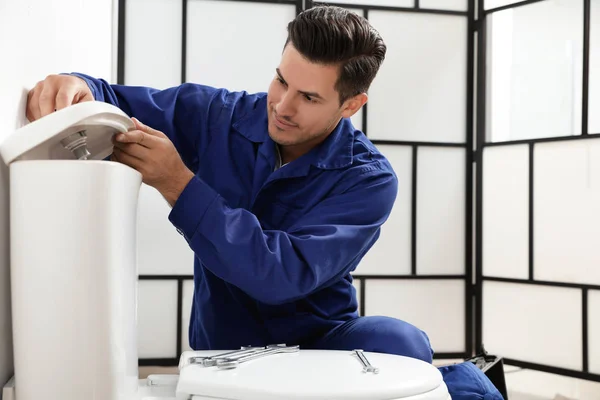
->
[285,5,387,104]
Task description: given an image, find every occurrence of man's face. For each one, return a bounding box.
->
[266,44,365,160]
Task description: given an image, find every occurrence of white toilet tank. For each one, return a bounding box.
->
[0,102,142,400]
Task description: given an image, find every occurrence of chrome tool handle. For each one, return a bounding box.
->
[216,344,300,370]
[353,349,379,374]
[189,346,265,367]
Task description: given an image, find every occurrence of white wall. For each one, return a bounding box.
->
[487,0,584,142]
[0,0,116,393]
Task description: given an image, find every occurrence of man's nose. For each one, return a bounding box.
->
[276,93,296,117]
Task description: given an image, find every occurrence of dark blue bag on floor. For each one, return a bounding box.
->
[438,361,505,400]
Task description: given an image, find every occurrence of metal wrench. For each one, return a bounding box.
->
[352,349,379,374]
[216,344,300,370]
[189,346,266,367]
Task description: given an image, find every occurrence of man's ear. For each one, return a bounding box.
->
[340,93,368,119]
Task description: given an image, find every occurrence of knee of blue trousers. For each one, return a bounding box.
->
[352,316,434,363]
[383,318,434,363]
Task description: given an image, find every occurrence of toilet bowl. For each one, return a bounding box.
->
[138,348,450,400]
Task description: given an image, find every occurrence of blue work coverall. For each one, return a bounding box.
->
[72,73,503,399]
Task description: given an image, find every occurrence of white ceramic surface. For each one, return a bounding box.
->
[3,104,143,400]
[0,101,133,164]
[9,160,142,400]
[176,349,450,400]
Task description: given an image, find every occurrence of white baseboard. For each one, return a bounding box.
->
[2,376,15,400]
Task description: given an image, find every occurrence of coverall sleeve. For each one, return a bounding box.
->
[69,73,227,171]
[169,164,398,305]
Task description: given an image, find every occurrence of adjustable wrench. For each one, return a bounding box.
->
[189,346,265,367]
[216,344,300,370]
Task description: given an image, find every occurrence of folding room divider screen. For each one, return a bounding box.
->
[117,0,600,383]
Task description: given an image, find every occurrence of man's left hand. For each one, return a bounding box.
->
[111,117,195,206]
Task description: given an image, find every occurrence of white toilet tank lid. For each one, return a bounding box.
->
[0,101,133,165]
[175,349,448,400]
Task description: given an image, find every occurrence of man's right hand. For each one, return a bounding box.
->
[26,74,94,122]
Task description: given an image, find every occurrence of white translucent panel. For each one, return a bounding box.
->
[346,8,365,18]
[417,147,465,275]
[486,0,583,142]
[485,0,523,9]
[125,0,181,88]
[483,281,582,370]
[534,140,600,285]
[353,279,361,316]
[367,12,467,143]
[138,280,178,358]
[589,0,600,133]
[137,184,194,275]
[590,290,600,374]
[482,145,529,279]
[365,280,465,353]
[187,0,295,93]
[181,279,194,353]
[421,0,468,12]
[318,0,412,6]
[355,146,412,275]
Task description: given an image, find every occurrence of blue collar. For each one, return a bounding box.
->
[232,95,354,171]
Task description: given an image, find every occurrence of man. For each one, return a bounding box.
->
[27,6,502,398]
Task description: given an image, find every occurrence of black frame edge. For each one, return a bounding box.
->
[411,145,418,275]
[465,0,476,358]
[181,0,187,83]
[474,0,487,354]
[484,133,600,147]
[528,143,534,281]
[484,0,547,15]
[483,276,600,291]
[371,140,466,148]
[583,288,589,373]
[359,278,366,317]
[139,358,180,367]
[582,0,591,136]
[504,359,600,382]
[176,278,184,357]
[117,0,126,85]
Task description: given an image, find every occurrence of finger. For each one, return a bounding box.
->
[112,140,150,160]
[114,130,156,148]
[112,147,144,170]
[55,85,78,111]
[132,117,167,138]
[26,86,41,121]
[76,89,94,103]
[38,84,56,117]
[27,81,44,121]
